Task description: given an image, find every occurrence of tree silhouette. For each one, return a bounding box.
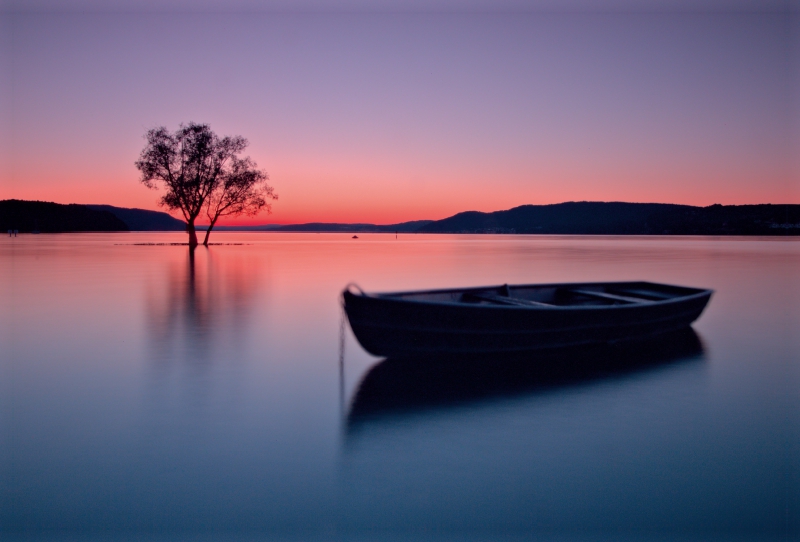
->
[135,123,255,247]
[202,156,276,246]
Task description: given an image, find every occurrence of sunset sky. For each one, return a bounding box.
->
[1,1,798,225]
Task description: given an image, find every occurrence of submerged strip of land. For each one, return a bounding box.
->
[2,199,799,235]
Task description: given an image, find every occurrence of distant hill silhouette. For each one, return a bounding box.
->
[1,200,128,233]
[4,199,798,235]
[86,204,186,231]
[208,203,799,235]
[204,221,433,233]
[273,220,433,233]
[418,202,800,235]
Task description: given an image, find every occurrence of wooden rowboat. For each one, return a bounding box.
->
[342,281,712,357]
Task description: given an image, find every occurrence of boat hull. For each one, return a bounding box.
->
[342,281,712,357]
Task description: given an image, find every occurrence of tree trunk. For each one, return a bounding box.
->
[186,218,198,247]
[202,217,218,246]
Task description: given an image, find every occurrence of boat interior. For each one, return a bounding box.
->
[382,281,707,308]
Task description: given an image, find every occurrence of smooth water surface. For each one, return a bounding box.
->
[1,233,798,540]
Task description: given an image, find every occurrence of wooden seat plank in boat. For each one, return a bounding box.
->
[464,293,555,308]
[569,289,650,304]
[610,288,676,300]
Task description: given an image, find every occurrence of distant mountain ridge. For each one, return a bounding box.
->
[1,200,128,233]
[86,204,186,231]
[274,220,433,233]
[417,202,800,236]
[202,220,433,233]
[1,200,185,232]
[3,199,799,235]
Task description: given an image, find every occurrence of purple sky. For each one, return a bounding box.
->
[1,1,798,224]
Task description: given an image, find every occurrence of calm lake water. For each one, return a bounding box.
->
[1,233,798,541]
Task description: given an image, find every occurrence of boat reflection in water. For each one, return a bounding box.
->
[347,328,705,427]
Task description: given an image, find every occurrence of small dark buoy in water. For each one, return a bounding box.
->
[352,235,358,239]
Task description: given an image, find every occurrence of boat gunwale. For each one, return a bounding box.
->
[345,281,713,312]
[344,305,707,335]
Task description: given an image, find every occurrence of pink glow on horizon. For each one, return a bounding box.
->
[3,139,797,225]
[5,137,795,225]
[2,11,797,224]
[5,161,795,226]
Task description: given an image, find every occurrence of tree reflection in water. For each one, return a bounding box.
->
[146,247,265,370]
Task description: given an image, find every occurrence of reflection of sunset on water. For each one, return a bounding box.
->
[1,232,798,535]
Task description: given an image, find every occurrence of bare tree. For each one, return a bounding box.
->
[135,123,247,247]
[202,156,277,246]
